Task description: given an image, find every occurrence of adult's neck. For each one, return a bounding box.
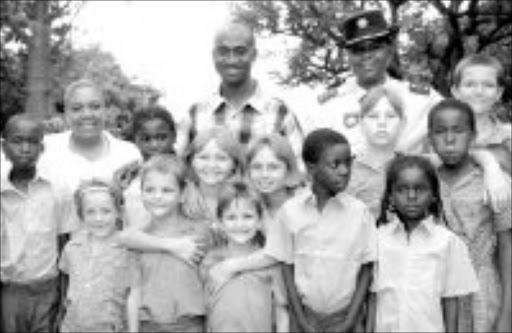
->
[70,132,105,151]
[357,75,387,90]
[220,77,257,108]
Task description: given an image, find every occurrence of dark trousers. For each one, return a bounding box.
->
[289,304,365,333]
[1,277,60,333]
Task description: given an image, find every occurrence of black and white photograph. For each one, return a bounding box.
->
[1,1,511,332]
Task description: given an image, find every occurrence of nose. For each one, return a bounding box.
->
[377,114,387,127]
[444,130,456,145]
[148,138,161,150]
[336,163,350,177]
[406,188,418,201]
[20,141,32,153]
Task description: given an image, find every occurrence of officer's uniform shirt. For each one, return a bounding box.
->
[316,75,443,154]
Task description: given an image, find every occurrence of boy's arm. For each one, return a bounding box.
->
[337,262,374,331]
[365,292,377,333]
[282,264,315,333]
[442,297,458,333]
[207,250,278,289]
[495,230,512,332]
[117,221,207,265]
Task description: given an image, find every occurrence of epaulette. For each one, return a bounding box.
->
[317,87,339,104]
[408,80,431,95]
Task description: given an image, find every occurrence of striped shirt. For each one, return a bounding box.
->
[176,82,304,160]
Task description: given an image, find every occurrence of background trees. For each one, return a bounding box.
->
[0,0,160,134]
[233,0,511,121]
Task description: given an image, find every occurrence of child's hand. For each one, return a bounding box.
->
[166,235,207,266]
[208,258,238,291]
[483,169,511,211]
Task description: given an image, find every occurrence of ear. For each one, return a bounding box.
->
[250,47,258,63]
[496,86,504,102]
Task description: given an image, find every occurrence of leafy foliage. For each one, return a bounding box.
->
[0,0,161,134]
[233,0,511,121]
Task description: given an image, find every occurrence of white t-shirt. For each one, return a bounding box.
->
[40,131,141,191]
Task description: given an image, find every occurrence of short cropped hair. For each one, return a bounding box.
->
[428,98,476,133]
[74,179,124,220]
[451,54,505,87]
[140,154,187,190]
[360,85,405,119]
[132,106,177,141]
[302,128,349,165]
[3,114,44,140]
[64,78,105,108]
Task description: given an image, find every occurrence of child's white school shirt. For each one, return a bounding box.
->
[372,216,479,332]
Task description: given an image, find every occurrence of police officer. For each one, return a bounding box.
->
[316,9,442,154]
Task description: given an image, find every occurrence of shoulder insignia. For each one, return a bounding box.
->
[317,87,339,104]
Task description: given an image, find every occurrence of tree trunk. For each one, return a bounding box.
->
[25,0,50,119]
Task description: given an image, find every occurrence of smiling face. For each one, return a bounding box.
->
[452,65,503,115]
[219,197,261,245]
[65,85,106,140]
[248,145,288,194]
[361,96,403,147]
[213,23,256,87]
[192,140,234,187]
[347,38,393,88]
[81,190,119,239]
[141,170,181,219]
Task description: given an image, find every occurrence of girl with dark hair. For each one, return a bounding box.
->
[367,155,479,333]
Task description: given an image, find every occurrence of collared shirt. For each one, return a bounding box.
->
[372,216,479,332]
[176,81,304,159]
[440,162,511,262]
[1,168,78,283]
[40,130,142,192]
[439,162,511,332]
[316,76,443,154]
[59,230,136,330]
[265,189,377,313]
[345,152,388,217]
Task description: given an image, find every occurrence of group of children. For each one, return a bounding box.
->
[1,53,510,333]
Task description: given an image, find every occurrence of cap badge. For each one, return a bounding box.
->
[357,18,369,29]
